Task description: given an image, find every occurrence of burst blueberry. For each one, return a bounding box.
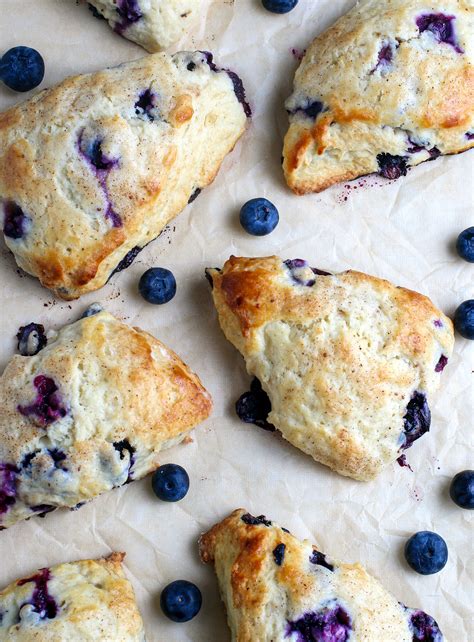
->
[404,531,448,575]
[454,300,474,339]
[456,227,474,263]
[262,0,299,14]
[377,153,408,180]
[17,568,58,620]
[236,378,274,431]
[160,580,202,622]
[81,303,104,318]
[240,198,279,236]
[286,601,352,641]
[152,464,189,502]
[16,323,47,356]
[401,392,431,449]
[273,543,286,566]
[408,609,444,642]
[449,470,474,509]
[3,201,31,239]
[0,46,44,92]
[139,267,176,304]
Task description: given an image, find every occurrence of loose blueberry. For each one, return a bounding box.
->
[262,0,298,14]
[404,531,448,575]
[138,268,176,304]
[0,46,45,92]
[81,303,104,318]
[239,198,279,236]
[449,470,474,509]
[235,378,275,431]
[160,580,202,623]
[454,300,474,339]
[16,323,47,356]
[456,227,474,263]
[152,464,189,502]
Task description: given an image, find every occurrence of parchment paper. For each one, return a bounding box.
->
[0,1,473,640]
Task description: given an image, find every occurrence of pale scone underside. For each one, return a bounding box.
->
[207,256,453,480]
[199,509,445,642]
[0,311,212,529]
[0,553,145,641]
[283,0,474,193]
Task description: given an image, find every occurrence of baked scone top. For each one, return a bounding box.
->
[0,51,248,299]
[200,509,445,642]
[207,256,454,481]
[0,310,212,529]
[0,553,145,641]
[283,0,474,193]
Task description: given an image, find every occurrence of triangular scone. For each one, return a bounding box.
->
[283,0,474,193]
[200,509,446,642]
[88,0,205,52]
[0,310,212,530]
[206,256,454,481]
[0,52,249,299]
[0,553,145,640]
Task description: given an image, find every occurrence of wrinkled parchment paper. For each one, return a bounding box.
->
[0,1,473,640]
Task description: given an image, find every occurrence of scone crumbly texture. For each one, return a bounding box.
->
[207,256,454,481]
[88,0,203,52]
[283,0,474,193]
[0,51,248,299]
[0,310,212,529]
[0,553,145,641]
[200,509,446,642]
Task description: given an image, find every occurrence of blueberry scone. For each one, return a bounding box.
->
[87,0,204,52]
[0,552,145,640]
[0,308,212,530]
[0,52,249,299]
[206,256,454,481]
[200,509,446,641]
[283,0,474,193]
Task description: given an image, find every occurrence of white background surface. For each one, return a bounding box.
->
[0,1,473,640]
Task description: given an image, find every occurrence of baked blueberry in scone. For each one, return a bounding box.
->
[199,509,446,642]
[206,256,454,481]
[0,553,145,640]
[87,0,204,52]
[283,0,474,194]
[0,52,249,299]
[0,310,212,530]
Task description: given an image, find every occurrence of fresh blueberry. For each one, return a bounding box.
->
[0,46,45,92]
[152,464,189,502]
[240,198,279,236]
[262,0,299,14]
[454,300,474,339]
[160,580,202,623]
[456,227,474,263]
[138,268,176,304]
[449,470,474,509]
[404,531,448,575]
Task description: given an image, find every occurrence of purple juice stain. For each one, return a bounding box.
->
[113,439,135,483]
[397,454,413,472]
[16,323,47,357]
[416,13,463,53]
[401,391,431,450]
[284,259,331,287]
[402,606,444,642]
[111,245,143,276]
[309,550,334,572]
[241,513,272,527]
[0,463,18,515]
[3,201,31,240]
[17,568,58,620]
[114,0,143,33]
[377,153,408,180]
[18,375,68,427]
[466,131,474,140]
[286,601,352,642]
[134,88,158,121]
[435,355,448,373]
[201,51,251,117]
[273,543,286,566]
[236,378,275,431]
[78,131,122,228]
[433,319,443,328]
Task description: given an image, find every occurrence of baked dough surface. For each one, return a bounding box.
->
[207,256,453,480]
[0,310,212,530]
[283,0,474,193]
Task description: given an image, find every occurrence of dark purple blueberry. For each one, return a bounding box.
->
[3,201,31,239]
[160,580,202,623]
[241,513,272,527]
[21,451,38,468]
[134,88,158,121]
[289,100,324,120]
[201,50,218,72]
[48,449,67,469]
[401,391,431,450]
[152,464,189,502]
[17,568,58,620]
[408,609,444,642]
[200,52,251,117]
[273,543,286,566]
[111,246,142,276]
[449,470,474,509]
[284,259,330,287]
[309,550,334,572]
[31,504,56,517]
[188,188,202,204]
[0,463,18,515]
[372,41,398,73]
[187,61,196,72]
[286,601,352,642]
[456,227,474,263]
[115,0,143,32]
[404,531,448,575]
[16,323,47,356]
[466,131,474,140]
[81,302,104,318]
[435,355,448,373]
[81,138,118,172]
[113,439,135,482]
[416,14,462,53]
[88,3,105,19]
[377,153,408,180]
[236,378,275,431]
[18,375,68,426]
